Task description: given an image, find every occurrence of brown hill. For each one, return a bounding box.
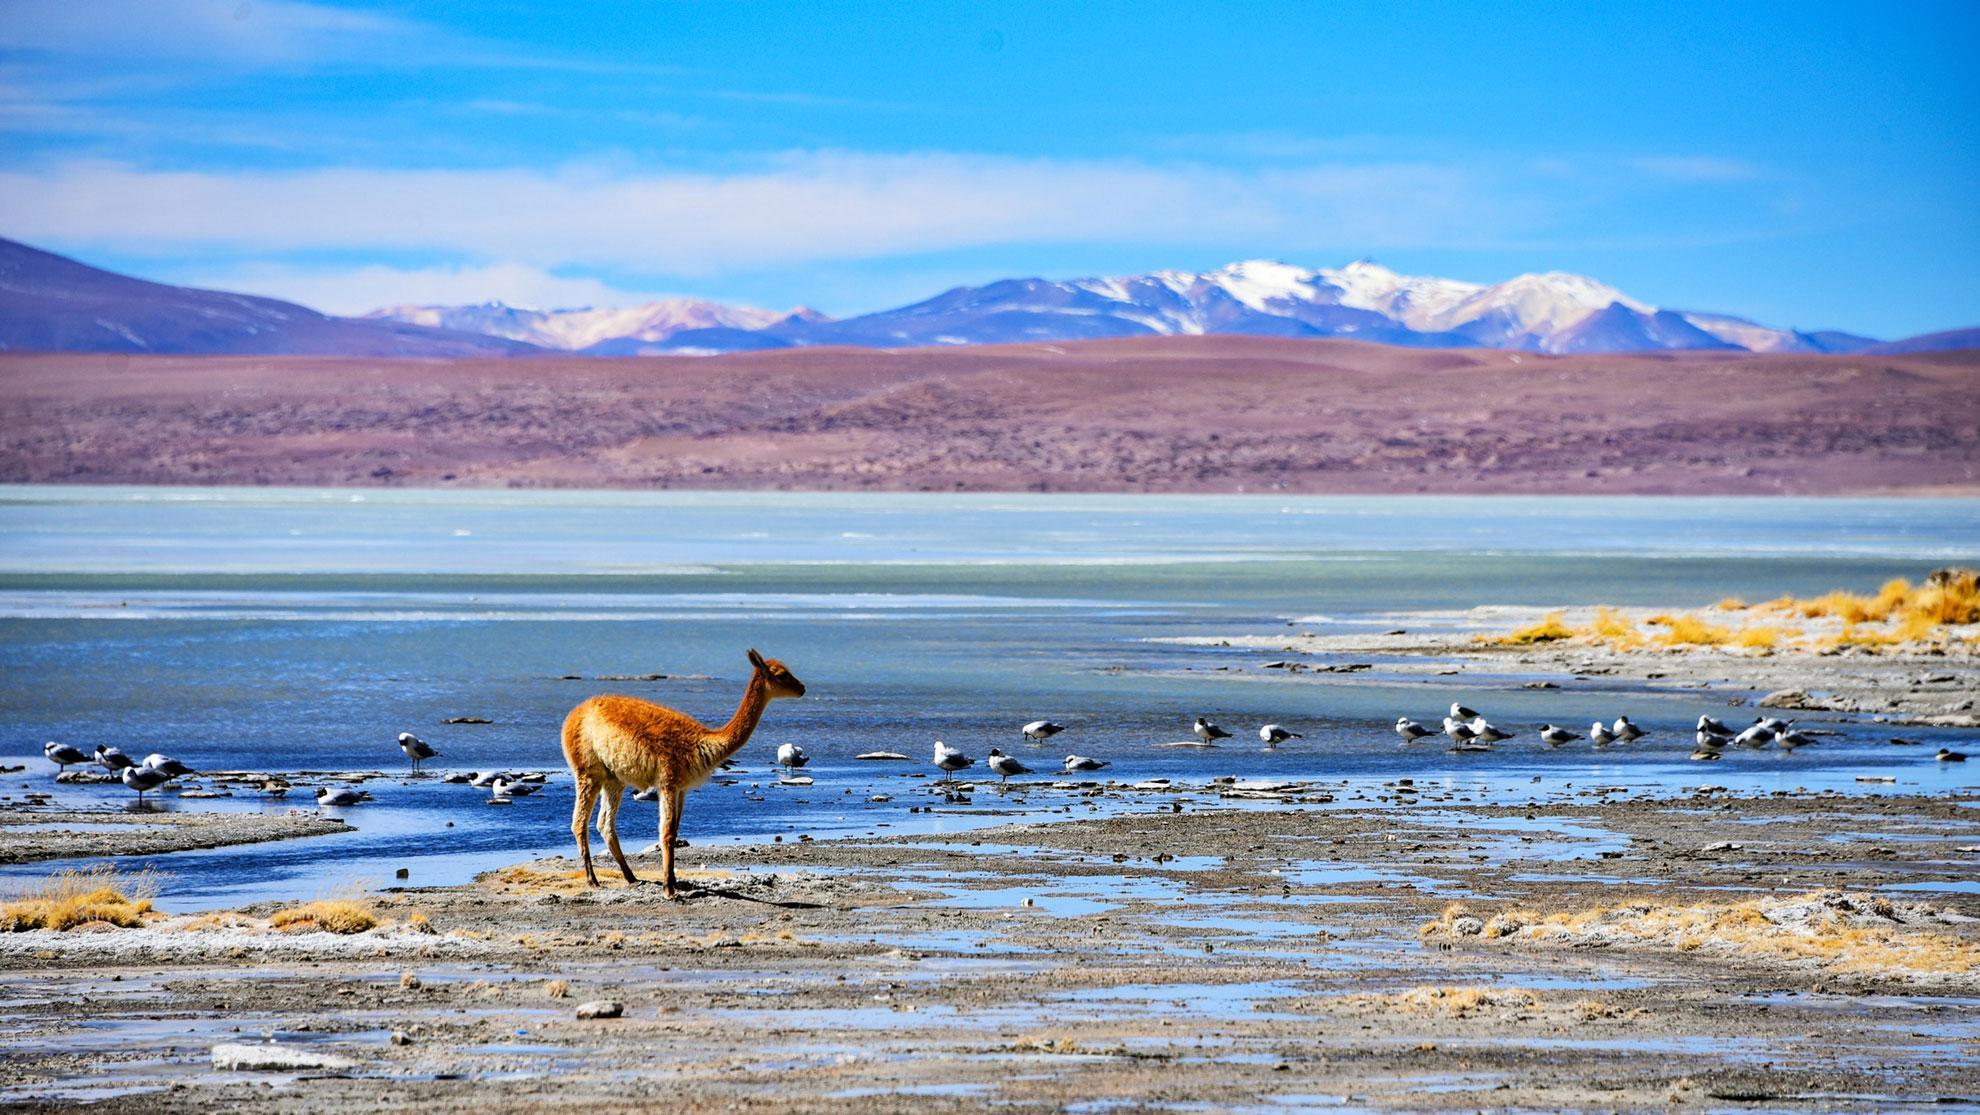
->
[1,337,1975,494]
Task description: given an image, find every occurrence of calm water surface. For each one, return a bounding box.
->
[2,487,1976,907]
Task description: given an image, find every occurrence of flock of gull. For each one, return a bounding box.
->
[38,703,1970,807]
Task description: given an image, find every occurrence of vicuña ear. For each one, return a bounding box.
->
[747,648,767,670]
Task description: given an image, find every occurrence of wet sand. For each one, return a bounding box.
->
[2,789,1976,1112]
[0,811,351,866]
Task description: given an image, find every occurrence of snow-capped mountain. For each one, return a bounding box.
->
[680,258,1875,356]
[363,298,821,354]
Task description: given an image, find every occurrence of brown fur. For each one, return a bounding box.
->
[561,649,805,897]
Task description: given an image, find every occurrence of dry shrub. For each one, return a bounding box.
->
[1655,614,1732,646]
[1490,611,1574,646]
[1589,607,1645,648]
[1713,597,1746,611]
[1,866,158,931]
[1351,985,1537,1018]
[1734,626,1782,650]
[544,979,570,999]
[1914,569,1980,624]
[270,898,378,935]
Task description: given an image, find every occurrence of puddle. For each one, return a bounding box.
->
[1880,879,1980,894]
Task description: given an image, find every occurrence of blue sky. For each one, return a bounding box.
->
[1,0,1975,336]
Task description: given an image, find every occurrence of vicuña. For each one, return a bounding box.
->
[562,648,806,897]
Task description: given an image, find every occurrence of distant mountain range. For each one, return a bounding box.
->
[0,238,538,357]
[3,236,1971,357]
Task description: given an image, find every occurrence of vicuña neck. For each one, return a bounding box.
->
[712,670,771,754]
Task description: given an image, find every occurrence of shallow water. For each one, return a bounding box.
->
[1,487,1976,908]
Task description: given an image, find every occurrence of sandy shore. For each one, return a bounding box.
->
[1,789,1976,1112]
[0,810,352,866]
[1154,602,1980,727]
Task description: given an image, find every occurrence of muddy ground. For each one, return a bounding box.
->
[2,790,1976,1113]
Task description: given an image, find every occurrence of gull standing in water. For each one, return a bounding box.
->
[1449,702,1481,721]
[1611,716,1645,742]
[1589,721,1618,746]
[316,786,364,807]
[1395,717,1434,742]
[1193,717,1232,743]
[1468,717,1514,743]
[1443,717,1478,746]
[1938,748,1968,762]
[1022,720,1066,743]
[490,778,540,799]
[94,745,136,772]
[1539,724,1580,746]
[121,764,170,805]
[398,732,439,772]
[1774,727,1816,750]
[142,753,195,778]
[986,748,1031,785]
[776,742,809,777]
[1697,715,1733,737]
[1733,722,1776,749]
[1259,724,1301,746]
[43,741,88,772]
[1062,754,1109,773]
[932,740,974,782]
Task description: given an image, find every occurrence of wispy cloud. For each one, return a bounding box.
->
[0,152,1550,274]
[180,261,675,316]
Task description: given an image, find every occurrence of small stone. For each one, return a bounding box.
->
[399,972,421,990]
[1450,915,1485,936]
[211,1043,357,1072]
[575,1000,623,1020]
[390,1030,412,1046]
[395,868,409,879]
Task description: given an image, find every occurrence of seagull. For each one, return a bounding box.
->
[43,741,88,772]
[120,764,170,804]
[142,753,195,778]
[94,745,136,772]
[1694,729,1729,751]
[1697,715,1733,736]
[932,740,973,781]
[1733,722,1776,749]
[1193,717,1231,743]
[1539,724,1580,746]
[1449,702,1481,721]
[1468,716,1514,743]
[1259,724,1301,746]
[986,748,1031,784]
[490,778,539,798]
[316,786,364,807]
[776,742,809,777]
[398,732,438,771]
[1395,717,1434,742]
[1589,721,1617,746]
[633,787,660,801]
[1611,716,1645,742]
[1021,720,1066,742]
[1755,716,1793,735]
[1443,717,1478,745]
[1062,753,1109,772]
[1775,727,1816,750]
[1939,748,1968,763]
[1689,747,1723,761]
[468,770,507,788]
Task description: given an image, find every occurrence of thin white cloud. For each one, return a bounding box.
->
[0,152,1543,274]
[177,261,673,317]
[0,0,416,65]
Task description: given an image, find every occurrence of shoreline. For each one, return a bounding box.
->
[2,790,1976,1111]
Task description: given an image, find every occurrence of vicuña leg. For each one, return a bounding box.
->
[571,777,603,887]
[597,781,639,885]
[661,788,686,898]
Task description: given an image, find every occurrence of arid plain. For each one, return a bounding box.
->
[2,337,1976,493]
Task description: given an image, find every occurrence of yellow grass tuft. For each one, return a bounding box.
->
[1489,610,1574,645]
[269,898,378,935]
[1347,985,1538,1018]
[1713,596,1746,611]
[1733,625,1782,650]
[1654,613,1732,646]
[1,866,158,932]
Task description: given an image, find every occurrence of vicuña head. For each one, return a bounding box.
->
[562,647,805,897]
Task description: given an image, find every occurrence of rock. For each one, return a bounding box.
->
[1758,689,1814,709]
[1450,915,1484,936]
[855,751,911,761]
[442,716,493,724]
[211,1043,358,1072]
[1700,841,1742,853]
[1521,681,1560,689]
[390,1030,412,1046]
[575,1000,623,1020]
